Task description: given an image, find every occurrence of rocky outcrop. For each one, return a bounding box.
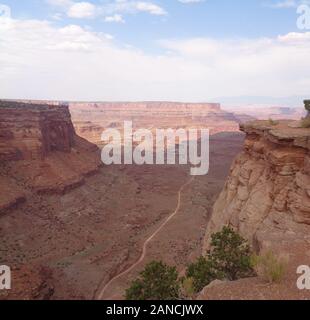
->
[204,120,310,252]
[0,100,102,211]
[200,120,310,300]
[73,121,105,146]
[0,100,75,161]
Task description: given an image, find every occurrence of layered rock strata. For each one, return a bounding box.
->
[204,120,310,250]
[0,101,102,213]
[200,120,310,299]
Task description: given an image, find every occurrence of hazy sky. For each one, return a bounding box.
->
[0,0,309,102]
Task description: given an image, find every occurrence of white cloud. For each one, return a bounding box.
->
[0,16,309,101]
[47,0,167,19]
[104,14,125,23]
[134,2,166,15]
[104,1,167,16]
[67,2,96,18]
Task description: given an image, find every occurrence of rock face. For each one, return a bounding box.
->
[69,102,254,144]
[6,100,255,145]
[0,101,75,161]
[0,100,102,213]
[204,120,310,251]
[200,120,310,300]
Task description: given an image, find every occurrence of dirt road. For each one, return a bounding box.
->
[97,177,194,300]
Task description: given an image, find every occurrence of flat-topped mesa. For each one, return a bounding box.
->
[204,120,310,255]
[0,100,102,209]
[0,100,75,161]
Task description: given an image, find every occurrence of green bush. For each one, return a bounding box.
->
[185,227,254,294]
[252,250,287,283]
[181,277,196,298]
[208,226,254,281]
[186,256,219,293]
[125,261,180,300]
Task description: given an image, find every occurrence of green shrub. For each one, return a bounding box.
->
[181,276,196,298]
[185,227,254,294]
[186,256,219,293]
[125,261,180,300]
[208,226,254,281]
[252,250,287,283]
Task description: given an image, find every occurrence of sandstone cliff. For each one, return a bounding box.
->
[200,120,310,299]
[7,100,255,145]
[69,102,254,144]
[0,101,75,161]
[0,101,102,213]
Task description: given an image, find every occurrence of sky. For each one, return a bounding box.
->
[0,0,310,103]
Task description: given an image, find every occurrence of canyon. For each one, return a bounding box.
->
[69,102,252,145]
[4,100,254,145]
[1,99,309,300]
[0,100,244,299]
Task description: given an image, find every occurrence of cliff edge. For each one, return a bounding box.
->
[200,120,310,299]
[0,101,102,214]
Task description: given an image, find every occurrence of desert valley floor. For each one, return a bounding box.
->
[0,132,243,299]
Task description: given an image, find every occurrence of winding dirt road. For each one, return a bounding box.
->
[97,177,194,300]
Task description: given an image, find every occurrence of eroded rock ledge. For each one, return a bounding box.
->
[204,120,310,248]
[0,101,102,213]
[200,120,310,299]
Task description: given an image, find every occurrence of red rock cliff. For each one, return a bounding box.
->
[0,100,102,213]
[0,101,75,161]
[199,120,310,300]
[204,120,310,249]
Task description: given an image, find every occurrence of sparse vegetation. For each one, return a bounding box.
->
[251,250,287,283]
[185,256,219,293]
[125,261,180,300]
[208,226,254,281]
[181,276,195,299]
[268,118,278,126]
[184,226,255,294]
[126,227,255,299]
[301,117,310,128]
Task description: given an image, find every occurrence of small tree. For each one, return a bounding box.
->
[208,226,254,281]
[185,256,219,293]
[125,261,180,300]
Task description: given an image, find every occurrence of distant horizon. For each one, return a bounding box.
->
[0,96,308,109]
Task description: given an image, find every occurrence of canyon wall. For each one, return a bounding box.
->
[0,101,102,213]
[200,120,310,299]
[4,100,255,145]
[0,101,75,161]
[69,102,254,144]
[204,120,310,251]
